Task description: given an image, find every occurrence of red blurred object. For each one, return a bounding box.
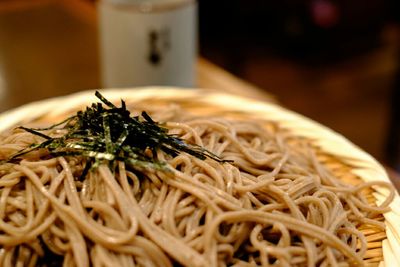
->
[311,0,340,28]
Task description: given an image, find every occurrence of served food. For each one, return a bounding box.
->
[0,89,396,267]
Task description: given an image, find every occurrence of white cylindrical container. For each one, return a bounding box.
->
[98,0,197,88]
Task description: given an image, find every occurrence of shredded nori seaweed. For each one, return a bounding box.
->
[6,91,229,178]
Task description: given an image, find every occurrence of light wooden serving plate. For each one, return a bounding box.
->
[0,87,399,267]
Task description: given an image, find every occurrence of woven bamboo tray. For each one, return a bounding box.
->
[0,87,399,266]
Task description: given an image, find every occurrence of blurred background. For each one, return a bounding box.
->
[0,0,398,170]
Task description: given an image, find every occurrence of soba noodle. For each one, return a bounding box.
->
[0,104,395,267]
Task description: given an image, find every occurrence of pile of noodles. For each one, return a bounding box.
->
[0,104,395,267]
